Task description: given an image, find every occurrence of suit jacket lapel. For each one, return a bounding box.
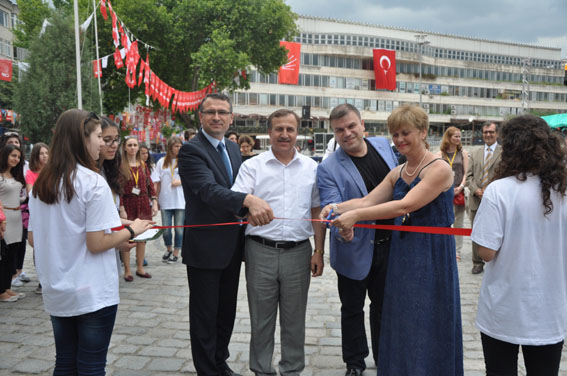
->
[337,149,368,195]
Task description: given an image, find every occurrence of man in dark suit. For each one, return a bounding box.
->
[317,104,398,376]
[178,93,272,376]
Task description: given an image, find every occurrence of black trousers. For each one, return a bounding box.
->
[481,332,564,376]
[0,240,11,294]
[15,228,27,270]
[337,241,389,370]
[187,249,242,376]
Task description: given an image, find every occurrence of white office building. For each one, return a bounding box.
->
[232,15,567,145]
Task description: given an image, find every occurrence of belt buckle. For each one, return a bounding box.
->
[274,241,286,248]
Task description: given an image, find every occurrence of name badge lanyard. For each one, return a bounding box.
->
[445,151,457,177]
[130,165,141,195]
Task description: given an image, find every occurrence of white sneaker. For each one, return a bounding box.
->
[11,277,23,287]
[18,272,31,283]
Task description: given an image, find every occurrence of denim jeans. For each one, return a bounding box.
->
[161,209,185,249]
[50,305,117,376]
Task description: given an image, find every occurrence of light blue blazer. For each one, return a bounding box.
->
[317,137,398,280]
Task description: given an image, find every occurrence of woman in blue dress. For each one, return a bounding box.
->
[322,104,463,375]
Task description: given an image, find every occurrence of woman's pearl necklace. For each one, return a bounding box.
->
[404,150,428,177]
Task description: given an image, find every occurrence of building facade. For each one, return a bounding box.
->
[232,15,567,144]
[0,0,25,61]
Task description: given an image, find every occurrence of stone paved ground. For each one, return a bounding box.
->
[1,213,566,375]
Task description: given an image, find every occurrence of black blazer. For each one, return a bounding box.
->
[178,130,247,269]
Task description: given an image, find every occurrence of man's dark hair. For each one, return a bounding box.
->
[482,121,499,132]
[198,93,232,113]
[329,104,361,123]
[267,109,300,130]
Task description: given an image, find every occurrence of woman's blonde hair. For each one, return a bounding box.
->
[387,105,430,149]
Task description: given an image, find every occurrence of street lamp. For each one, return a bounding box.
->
[415,34,430,108]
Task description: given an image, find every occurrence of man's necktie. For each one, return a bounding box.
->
[217,142,233,183]
[481,148,492,188]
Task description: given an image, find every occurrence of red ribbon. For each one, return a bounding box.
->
[112,217,472,236]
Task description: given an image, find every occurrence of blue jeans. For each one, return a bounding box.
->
[161,209,185,249]
[50,305,117,376]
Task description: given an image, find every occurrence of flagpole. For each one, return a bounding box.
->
[74,0,83,109]
[93,0,103,115]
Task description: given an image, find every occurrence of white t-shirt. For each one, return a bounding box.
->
[28,165,122,317]
[232,148,320,241]
[151,157,185,210]
[471,175,567,345]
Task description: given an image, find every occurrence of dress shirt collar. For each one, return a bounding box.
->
[265,146,300,166]
[485,142,498,153]
[201,127,226,149]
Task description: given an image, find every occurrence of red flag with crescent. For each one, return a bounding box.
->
[372,49,396,91]
[278,41,301,85]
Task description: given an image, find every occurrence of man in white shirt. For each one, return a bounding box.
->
[232,109,325,376]
[466,122,501,274]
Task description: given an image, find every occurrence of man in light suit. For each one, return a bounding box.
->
[317,104,398,376]
[178,93,272,376]
[466,121,501,275]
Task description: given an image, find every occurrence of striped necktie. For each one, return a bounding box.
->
[481,147,493,188]
[217,142,233,183]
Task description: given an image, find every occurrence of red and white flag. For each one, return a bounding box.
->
[372,49,396,91]
[93,59,102,78]
[100,0,108,21]
[278,41,301,85]
[0,59,13,82]
[114,48,123,69]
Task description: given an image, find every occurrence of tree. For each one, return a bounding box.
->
[14,12,100,143]
[12,0,50,49]
[93,0,297,123]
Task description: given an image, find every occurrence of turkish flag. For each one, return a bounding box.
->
[0,59,13,82]
[93,59,102,78]
[278,41,300,85]
[373,49,396,91]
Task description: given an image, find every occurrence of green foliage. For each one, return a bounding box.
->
[93,0,297,117]
[14,12,100,143]
[0,64,17,109]
[12,0,50,49]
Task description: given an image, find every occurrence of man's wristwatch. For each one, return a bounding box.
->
[313,249,324,255]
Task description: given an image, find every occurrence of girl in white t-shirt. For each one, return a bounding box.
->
[28,109,153,375]
[152,136,185,263]
[472,114,567,375]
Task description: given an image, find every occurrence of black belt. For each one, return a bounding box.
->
[373,236,391,245]
[248,235,309,250]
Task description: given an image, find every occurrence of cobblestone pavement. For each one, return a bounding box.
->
[1,214,566,375]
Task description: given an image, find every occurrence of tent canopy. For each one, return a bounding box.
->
[542,114,567,129]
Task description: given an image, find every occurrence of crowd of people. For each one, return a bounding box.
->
[0,93,566,376]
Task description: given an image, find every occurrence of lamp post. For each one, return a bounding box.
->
[415,34,430,108]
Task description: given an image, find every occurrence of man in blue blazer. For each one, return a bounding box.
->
[178,93,272,376]
[317,104,397,376]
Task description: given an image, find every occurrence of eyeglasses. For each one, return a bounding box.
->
[200,110,232,116]
[103,136,120,146]
[124,135,138,140]
[482,131,496,135]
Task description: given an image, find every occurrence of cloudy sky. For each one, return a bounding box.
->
[286,0,567,56]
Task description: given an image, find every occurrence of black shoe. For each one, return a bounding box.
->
[167,255,179,264]
[218,364,241,376]
[162,251,172,263]
[472,265,484,274]
[345,368,363,376]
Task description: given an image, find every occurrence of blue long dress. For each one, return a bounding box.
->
[377,171,463,375]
